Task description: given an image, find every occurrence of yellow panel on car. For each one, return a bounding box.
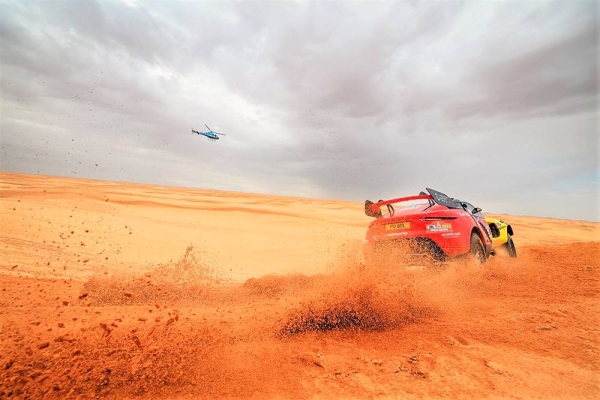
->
[385,222,410,231]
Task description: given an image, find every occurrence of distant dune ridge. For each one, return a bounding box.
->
[1,171,597,281]
[1,171,599,399]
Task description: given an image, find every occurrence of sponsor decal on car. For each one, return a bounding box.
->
[385,222,410,231]
[426,222,453,232]
[441,232,461,237]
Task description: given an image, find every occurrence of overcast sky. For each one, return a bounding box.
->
[1,0,598,221]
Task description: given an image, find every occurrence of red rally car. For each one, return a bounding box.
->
[362,188,493,265]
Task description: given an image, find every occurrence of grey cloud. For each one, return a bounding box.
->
[448,23,597,120]
[42,1,176,66]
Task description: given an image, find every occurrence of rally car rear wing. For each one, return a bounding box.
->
[365,194,432,218]
[364,188,460,218]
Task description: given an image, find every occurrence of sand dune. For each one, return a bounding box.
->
[1,172,598,399]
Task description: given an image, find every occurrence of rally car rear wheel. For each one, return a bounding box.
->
[470,233,486,264]
[504,234,517,258]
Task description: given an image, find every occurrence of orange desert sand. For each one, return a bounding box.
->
[1,171,599,399]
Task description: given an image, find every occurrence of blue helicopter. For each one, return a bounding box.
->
[192,124,226,141]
